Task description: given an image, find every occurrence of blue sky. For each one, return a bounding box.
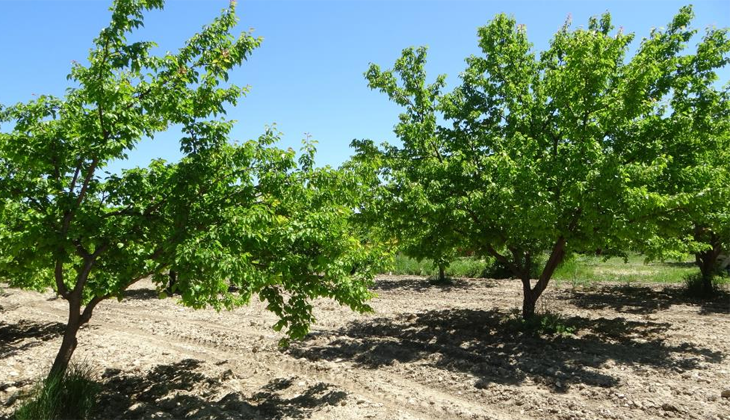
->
[1,0,729,173]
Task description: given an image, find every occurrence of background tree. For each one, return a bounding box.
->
[352,51,465,282]
[635,19,730,294]
[358,7,729,318]
[0,0,386,378]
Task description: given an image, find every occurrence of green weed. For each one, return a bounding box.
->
[15,363,99,420]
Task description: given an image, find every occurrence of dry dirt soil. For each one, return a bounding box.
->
[1,276,729,420]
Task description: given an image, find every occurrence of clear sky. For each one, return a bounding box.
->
[1,0,729,173]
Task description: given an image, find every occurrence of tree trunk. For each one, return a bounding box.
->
[166,270,178,295]
[438,264,445,282]
[49,299,82,378]
[521,237,567,319]
[694,229,722,296]
[522,279,537,319]
[48,287,105,380]
[696,251,720,295]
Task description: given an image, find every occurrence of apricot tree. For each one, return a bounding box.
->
[358,7,728,317]
[0,0,385,377]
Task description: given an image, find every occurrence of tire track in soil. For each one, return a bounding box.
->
[21,304,510,420]
[94,304,518,419]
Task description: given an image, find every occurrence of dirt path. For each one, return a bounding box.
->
[1,277,729,419]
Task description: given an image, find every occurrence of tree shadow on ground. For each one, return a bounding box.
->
[95,359,347,419]
[251,378,347,418]
[565,285,730,315]
[660,261,696,268]
[122,288,162,301]
[288,309,723,393]
[372,277,494,292]
[0,320,64,359]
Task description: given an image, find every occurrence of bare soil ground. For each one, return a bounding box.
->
[1,276,729,420]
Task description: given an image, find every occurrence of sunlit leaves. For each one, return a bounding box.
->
[0,0,386,345]
[356,6,729,307]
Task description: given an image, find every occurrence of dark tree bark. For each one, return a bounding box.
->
[520,237,567,319]
[166,270,178,295]
[438,264,446,282]
[521,279,537,318]
[694,227,722,295]
[49,300,82,378]
[49,267,105,379]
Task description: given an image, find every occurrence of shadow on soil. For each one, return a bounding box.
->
[565,285,730,315]
[0,320,64,359]
[122,288,162,301]
[372,277,495,292]
[288,308,723,393]
[96,359,347,419]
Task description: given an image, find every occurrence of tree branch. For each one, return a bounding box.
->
[54,260,70,299]
[485,244,519,274]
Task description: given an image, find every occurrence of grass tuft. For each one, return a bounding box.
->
[503,308,576,337]
[15,363,99,420]
[682,273,730,298]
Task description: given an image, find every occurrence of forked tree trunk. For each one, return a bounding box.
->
[48,285,104,379]
[521,237,567,319]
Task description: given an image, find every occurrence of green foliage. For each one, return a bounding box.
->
[15,363,99,420]
[634,7,730,278]
[348,47,462,276]
[391,255,436,277]
[482,255,545,280]
[391,252,696,286]
[355,6,730,317]
[0,0,388,373]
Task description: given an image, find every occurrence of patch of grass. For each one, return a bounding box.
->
[15,363,99,420]
[391,255,437,276]
[553,253,697,286]
[390,252,700,286]
[532,312,576,336]
[448,257,492,278]
[391,254,494,278]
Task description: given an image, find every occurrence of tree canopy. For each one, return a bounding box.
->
[0,0,386,377]
[355,6,730,317]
